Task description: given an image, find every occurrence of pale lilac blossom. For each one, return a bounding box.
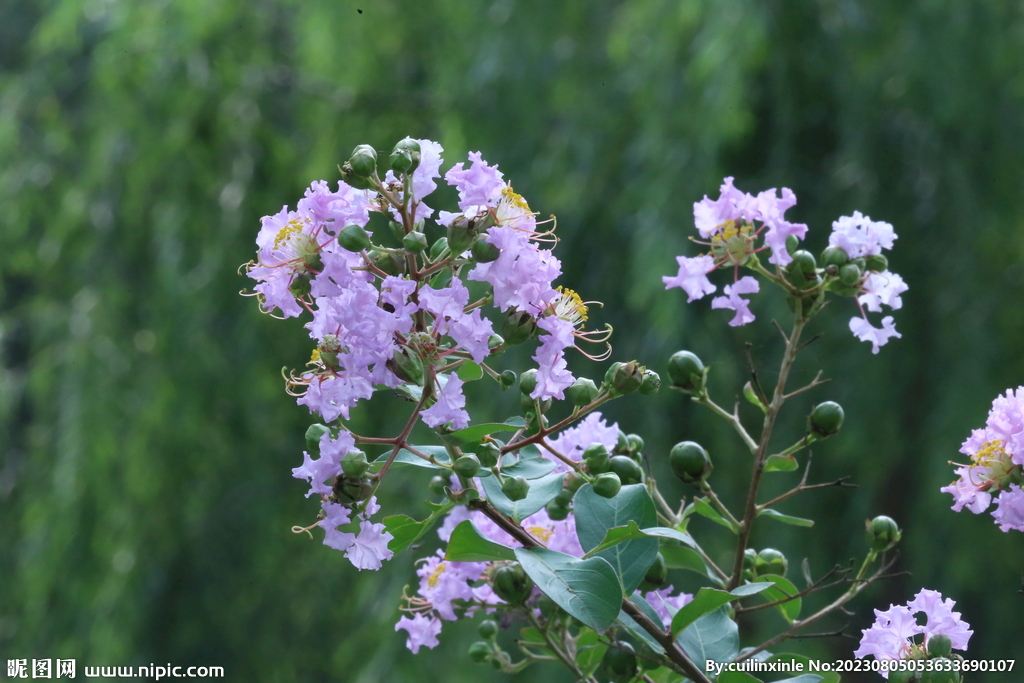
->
[711,276,760,326]
[346,520,395,570]
[394,614,442,654]
[662,255,717,301]
[849,315,901,354]
[420,374,470,430]
[859,271,908,313]
[829,211,896,258]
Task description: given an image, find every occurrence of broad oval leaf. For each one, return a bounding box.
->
[444,520,516,562]
[754,573,802,623]
[383,502,455,554]
[670,584,774,636]
[676,607,739,666]
[692,497,740,532]
[765,454,799,472]
[574,483,659,595]
[514,547,621,633]
[481,470,564,522]
[446,417,527,446]
[584,521,695,558]
[758,508,814,527]
[371,445,450,471]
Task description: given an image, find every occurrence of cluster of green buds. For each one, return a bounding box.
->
[782,236,893,318]
[602,360,660,398]
[578,428,647,499]
[887,635,963,683]
[742,548,789,580]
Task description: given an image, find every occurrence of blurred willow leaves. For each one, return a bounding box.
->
[1,0,1024,681]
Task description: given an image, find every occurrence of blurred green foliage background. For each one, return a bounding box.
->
[2,0,1024,681]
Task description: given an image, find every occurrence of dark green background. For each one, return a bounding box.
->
[2,0,1023,681]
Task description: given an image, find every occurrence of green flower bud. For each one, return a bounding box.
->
[583,443,611,474]
[637,644,661,671]
[920,661,958,683]
[888,669,914,683]
[502,476,530,502]
[454,454,482,479]
[742,548,758,580]
[468,641,491,663]
[639,552,667,591]
[348,144,377,177]
[564,471,585,493]
[476,442,500,468]
[369,248,403,276]
[341,449,369,478]
[487,334,504,350]
[519,369,538,396]
[927,634,952,658]
[429,475,447,496]
[471,238,500,263]
[638,369,661,395]
[601,642,638,682]
[289,272,313,298]
[335,477,373,503]
[615,429,630,454]
[609,455,643,485]
[670,441,712,484]
[499,369,516,390]
[865,515,901,552]
[402,230,428,253]
[785,234,800,255]
[626,434,645,454]
[447,215,477,254]
[566,377,599,407]
[809,401,845,437]
[479,619,499,639]
[490,562,533,604]
[821,246,849,268]
[387,346,424,385]
[757,548,788,577]
[428,236,449,260]
[337,224,371,252]
[605,360,645,396]
[592,472,622,498]
[501,309,537,346]
[389,137,422,175]
[788,250,818,274]
[545,499,570,521]
[339,162,375,190]
[554,484,575,506]
[864,254,888,273]
[667,350,706,393]
[839,262,863,286]
[305,424,330,454]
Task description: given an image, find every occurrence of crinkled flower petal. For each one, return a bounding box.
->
[394,614,442,654]
[992,485,1024,532]
[345,520,395,570]
[849,315,901,354]
[663,254,717,302]
[420,374,470,430]
[711,276,759,326]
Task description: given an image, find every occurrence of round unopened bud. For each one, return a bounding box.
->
[920,661,958,683]
[305,424,330,454]
[389,137,422,174]
[447,215,477,254]
[609,455,643,485]
[626,434,645,455]
[615,429,630,454]
[865,515,901,552]
[592,472,622,498]
[339,163,375,190]
[487,334,504,350]
[341,449,369,478]
[566,377,599,407]
[809,401,845,437]
[471,238,500,263]
[428,236,449,260]
[887,669,914,683]
[502,476,530,502]
[429,475,447,495]
[564,471,585,494]
[927,634,952,659]
[479,619,499,639]
[388,347,424,385]
[742,548,758,580]
[639,553,667,591]
[348,144,377,177]
[667,350,705,393]
[605,360,645,396]
[638,369,661,395]
[839,262,863,286]
[670,441,712,484]
[785,234,800,255]
[454,454,482,479]
[583,443,611,474]
[519,369,538,396]
[499,370,516,390]
[476,442,500,468]
[601,642,638,682]
[501,310,537,346]
[821,246,849,268]
[403,230,428,253]
[788,250,817,274]
[468,641,491,663]
[369,249,403,276]
[864,254,888,273]
[491,562,533,604]
[757,548,788,577]
[545,499,570,521]
[337,477,373,503]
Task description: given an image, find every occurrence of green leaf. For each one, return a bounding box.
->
[764,454,799,472]
[670,584,773,636]
[444,520,516,562]
[676,607,739,666]
[767,654,836,683]
[754,573,802,623]
[500,449,556,480]
[776,676,825,683]
[518,626,547,648]
[584,521,696,558]
[384,502,455,553]
[661,546,724,585]
[446,417,528,446]
[719,671,762,683]
[615,594,666,654]
[575,627,609,676]
[758,508,814,527]
[456,360,484,381]
[514,547,621,633]
[370,446,450,471]
[480,470,564,522]
[692,498,739,533]
[574,483,659,595]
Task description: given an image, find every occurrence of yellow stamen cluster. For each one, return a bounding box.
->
[427,562,447,588]
[527,526,554,543]
[710,219,753,244]
[501,186,531,213]
[274,218,306,250]
[554,286,588,326]
[309,348,322,364]
[972,440,1007,468]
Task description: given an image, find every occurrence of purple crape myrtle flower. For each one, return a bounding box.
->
[444,151,506,211]
[416,551,488,621]
[663,254,717,302]
[849,315,901,355]
[394,614,442,654]
[693,177,757,239]
[991,484,1024,532]
[346,519,395,570]
[942,387,1024,520]
[546,412,621,474]
[829,211,896,258]
[531,315,576,401]
[420,373,470,430]
[641,586,694,630]
[854,589,971,676]
[859,271,908,313]
[383,139,445,222]
[318,502,355,552]
[752,187,808,267]
[419,277,495,364]
[291,429,357,498]
[711,276,760,326]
